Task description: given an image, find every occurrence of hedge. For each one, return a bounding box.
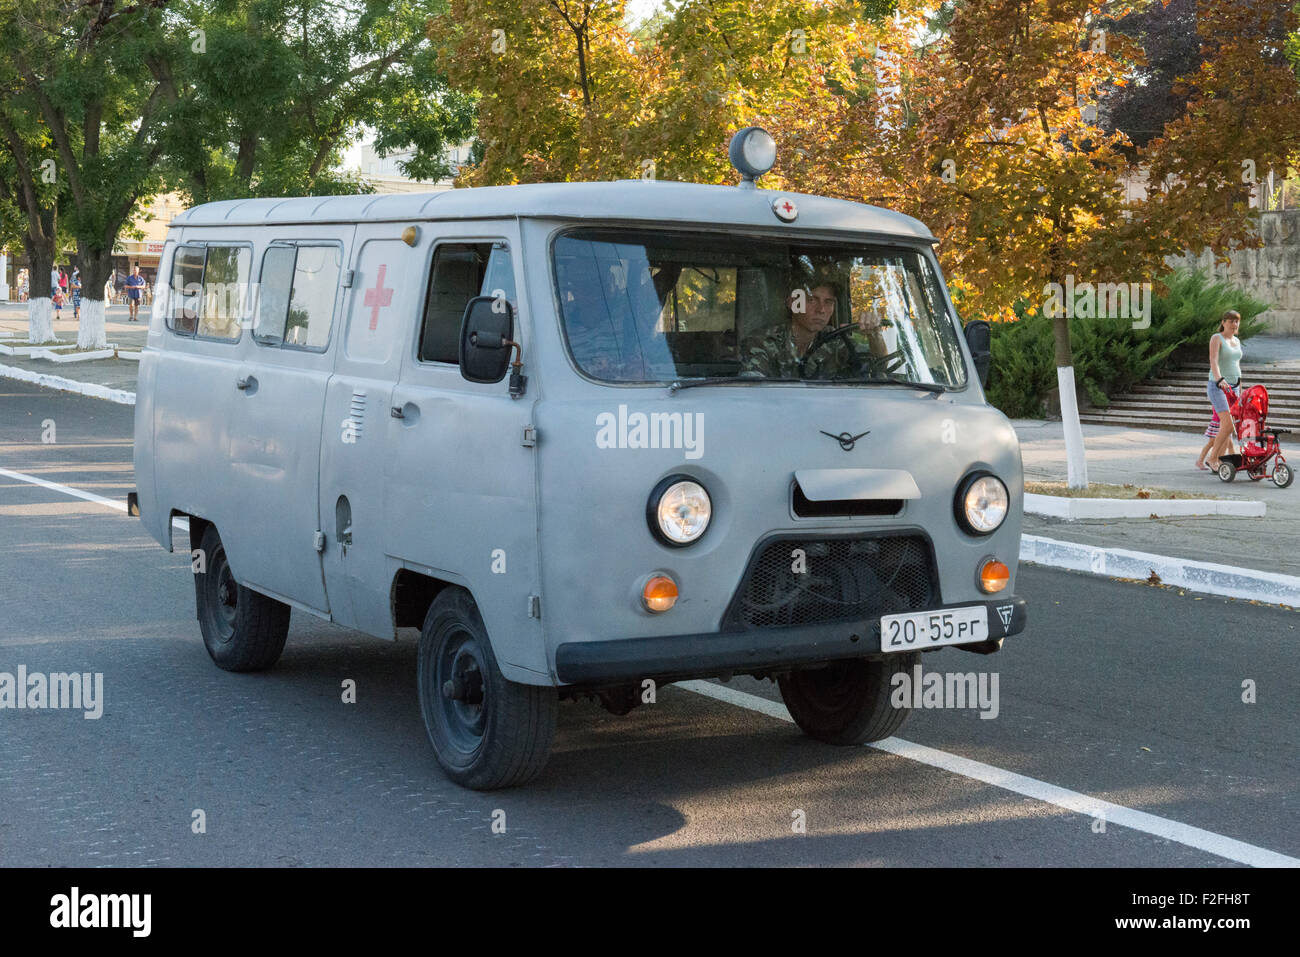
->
[982,269,1271,419]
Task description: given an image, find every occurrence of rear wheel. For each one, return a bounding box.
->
[1217,461,1237,482]
[195,525,290,672]
[417,589,557,789]
[778,653,918,745]
[1274,461,1294,489]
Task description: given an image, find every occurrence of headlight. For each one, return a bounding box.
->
[955,473,1008,535]
[648,476,712,546]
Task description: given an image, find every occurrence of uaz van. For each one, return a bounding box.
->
[132,129,1027,789]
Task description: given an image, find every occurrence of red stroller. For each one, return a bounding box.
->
[1217,384,1293,488]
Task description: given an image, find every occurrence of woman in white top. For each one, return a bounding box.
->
[1205,310,1243,471]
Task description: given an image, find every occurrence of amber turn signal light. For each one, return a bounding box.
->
[978,559,1010,594]
[642,575,679,613]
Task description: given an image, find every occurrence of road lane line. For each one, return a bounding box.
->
[679,680,1300,868]
[0,465,127,511]
[0,466,188,535]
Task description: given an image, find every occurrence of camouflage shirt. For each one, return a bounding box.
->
[740,323,859,380]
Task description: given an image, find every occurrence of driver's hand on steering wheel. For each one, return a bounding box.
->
[854,310,883,336]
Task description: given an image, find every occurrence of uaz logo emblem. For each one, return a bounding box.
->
[820,429,870,451]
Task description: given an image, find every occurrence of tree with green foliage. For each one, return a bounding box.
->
[0,0,179,347]
[161,0,474,202]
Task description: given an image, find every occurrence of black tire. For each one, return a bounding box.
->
[778,653,918,745]
[1275,461,1294,489]
[417,589,557,790]
[195,524,290,672]
[1217,461,1237,482]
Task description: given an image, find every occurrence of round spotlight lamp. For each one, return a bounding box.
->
[729,127,777,186]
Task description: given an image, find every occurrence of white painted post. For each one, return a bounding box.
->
[1057,365,1089,489]
[0,251,8,300]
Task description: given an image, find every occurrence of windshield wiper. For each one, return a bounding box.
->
[668,376,801,391]
[834,376,948,394]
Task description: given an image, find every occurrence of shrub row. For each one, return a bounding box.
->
[982,269,1270,419]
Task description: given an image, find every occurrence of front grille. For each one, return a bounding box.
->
[722,533,937,630]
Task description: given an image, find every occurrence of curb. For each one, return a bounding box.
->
[1024,492,1265,520]
[0,363,136,405]
[1021,534,1300,607]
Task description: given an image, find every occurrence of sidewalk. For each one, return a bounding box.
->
[0,302,148,394]
[1014,419,1299,580]
[3,301,1297,583]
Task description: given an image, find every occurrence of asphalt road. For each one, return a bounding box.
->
[1,381,1296,867]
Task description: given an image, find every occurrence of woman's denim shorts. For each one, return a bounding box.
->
[1207,377,1238,414]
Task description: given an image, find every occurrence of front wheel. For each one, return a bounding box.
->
[778,653,918,745]
[195,524,290,672]
[417,589,557,789]
[1274,461,1294,489]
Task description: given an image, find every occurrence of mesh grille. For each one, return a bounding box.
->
[724,534,937,630]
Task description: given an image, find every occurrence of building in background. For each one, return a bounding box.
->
[356,142,470,194]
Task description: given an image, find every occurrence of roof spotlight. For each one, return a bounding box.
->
[729,126,776,187]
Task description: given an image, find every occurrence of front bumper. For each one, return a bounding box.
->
[554,595,1027,685]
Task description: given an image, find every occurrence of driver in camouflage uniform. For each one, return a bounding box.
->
[742,281,887,380]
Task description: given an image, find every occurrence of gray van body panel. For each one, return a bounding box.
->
[136,182,1022,689]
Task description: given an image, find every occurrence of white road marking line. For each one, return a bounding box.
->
[679,680,1300,868]
[0,466,187,532]
[0,466,126,511]
[3,464,1296,866]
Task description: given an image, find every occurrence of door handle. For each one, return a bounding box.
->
[236,375,256,391]
[390,406,404,419]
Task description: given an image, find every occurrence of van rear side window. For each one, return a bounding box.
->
[255,243,341,351]
[167,244,250,341]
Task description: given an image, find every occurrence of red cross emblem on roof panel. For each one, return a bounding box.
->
[772,197,798,222]
[364,264,394,331]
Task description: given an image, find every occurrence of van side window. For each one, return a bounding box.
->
[255,243,341,351]
[168,244,250,341]
[169,246,206,336]
[419,243,514,364]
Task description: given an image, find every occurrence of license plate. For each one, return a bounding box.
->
[879,606,988,653]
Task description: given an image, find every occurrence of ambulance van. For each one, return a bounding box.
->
[132,129,1027,789]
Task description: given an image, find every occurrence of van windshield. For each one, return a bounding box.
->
[553,228,968,388]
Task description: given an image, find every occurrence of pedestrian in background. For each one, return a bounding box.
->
[71,268,82,321]
[1206,310,1244,472]
[125,264,145,321]
[1195,411,1220,470]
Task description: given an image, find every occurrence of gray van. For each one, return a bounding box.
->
[132,130,1026,789]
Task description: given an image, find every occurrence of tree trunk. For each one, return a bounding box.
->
[76,246,115,349]
[24,230,57,344]
[28,297,55,344]
[1051,302,1089,489]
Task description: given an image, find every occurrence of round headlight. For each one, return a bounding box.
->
[956,474,1009,535]
[648,476,712,546]
[728,126,776,181]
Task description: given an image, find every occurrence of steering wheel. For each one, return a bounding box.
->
[799,323,906,379]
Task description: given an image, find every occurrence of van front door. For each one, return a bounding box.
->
[384,230,548,680]
[319,224,428,636]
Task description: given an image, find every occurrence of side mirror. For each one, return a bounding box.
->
[459,295,514,384]
[963,319,991,387]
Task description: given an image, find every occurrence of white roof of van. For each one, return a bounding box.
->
[171,181,937,243]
